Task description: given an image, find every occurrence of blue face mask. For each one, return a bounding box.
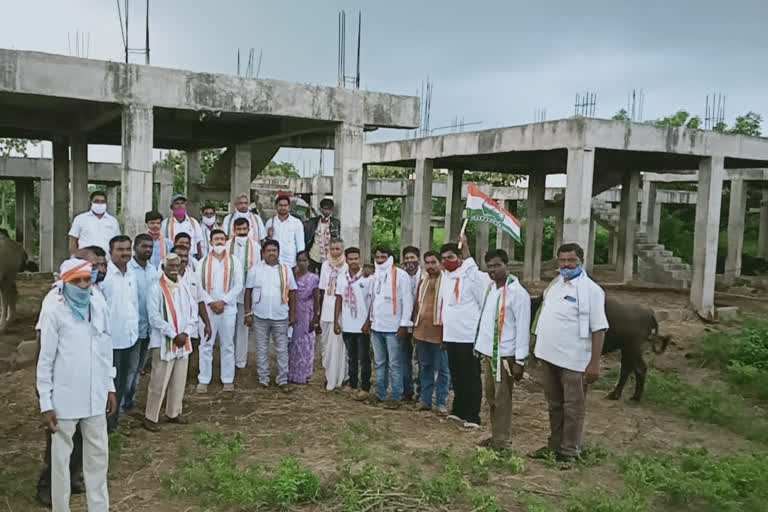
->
[62,283,92,322]
[91,268,99,284]
[559,264,583,281]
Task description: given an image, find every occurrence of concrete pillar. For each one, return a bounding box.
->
[608,229,618,265]
[106,186,119,216]
[616,171,640,282]
[39,177,53,272]
[14,179,35,257]
[586,219,596,273]
[758,186,768,259]
[401,194,415,248]
[334,123,364,247]
[360,198,374,263]
[70,136,89,217]
[52,137,70,266]
[724,179,747,281]
[157,165,174,216]
[185,150,202,218]
[121,104,154,238]
[643,182,659,243]
[476,221,490,269]
[563,147,595,261]
[553,205,564,258]
[523,172,545,282]
[505,200,518,261]
[445,168,463,242]
[412,158,434,251]
[310,175,323,216]
[690,156,725,321]
[230,144,252,208]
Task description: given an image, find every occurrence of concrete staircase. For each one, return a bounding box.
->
[591,199,692,288]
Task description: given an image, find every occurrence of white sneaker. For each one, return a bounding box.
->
[196,383,208,394]
[446,414,463,422]
[463,421,481,430]
[222,383,235,392]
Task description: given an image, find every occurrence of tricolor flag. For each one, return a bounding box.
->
[290,196,310,220]
[465,183,522,243]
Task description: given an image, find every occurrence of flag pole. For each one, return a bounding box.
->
[457,218,469,249]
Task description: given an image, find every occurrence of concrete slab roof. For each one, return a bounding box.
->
[0,49,420,149]
[363,117,768,173]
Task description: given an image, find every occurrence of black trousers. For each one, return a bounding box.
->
[342,332,372,392]
[445,342,482,424]
[37,427,83,492]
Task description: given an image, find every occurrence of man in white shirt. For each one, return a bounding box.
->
[244,239,297,388]
[362,245,414,409]
[68,190,121,257]
[195,229,243,393]
[438,234,491,429]
[334,247,373,401]
[317,238,347,391]
[228,217,260,369]
[174,233,199,273]
[265,194,305,268]
[146,211,173,270]
[173,245,212,344]
[474,249,530,451]
[199,205,219,256]
[143,253,197,432]
[101,235,139,433]
[222,194,266,244]
[401,245,422,402]
[161,194,203,259]
[37,258,117,512]
[531,243,608,466]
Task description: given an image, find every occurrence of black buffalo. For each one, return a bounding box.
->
[531,295,670,401]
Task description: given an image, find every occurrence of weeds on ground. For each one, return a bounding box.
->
[339,419,392,461]
[164,429,322,508]
[698,317,768,401]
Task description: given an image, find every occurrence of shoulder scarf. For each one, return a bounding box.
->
[229,237,256,275]
[415,273,442,326]
[325,260,346,297]
[201,252,236,295]
[318,218,331,260]
[530,272,592,339]
[475,275,516,382]
[166,215,198,242]
[159,275,193,358]
[228,212,260,241]
[277,263,291,304]
[344,269,363,318]
[373,265,398,316]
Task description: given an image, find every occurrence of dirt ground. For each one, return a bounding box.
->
[1,268,766,511]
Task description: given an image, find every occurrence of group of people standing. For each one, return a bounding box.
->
[36,188,609,512]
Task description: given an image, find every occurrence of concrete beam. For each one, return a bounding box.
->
[121,104,154,238]
[690,156,725,321]
[616,171,640,282]
[644,168,768,183]
[412,158,434,251]
[0,49,419,130]
[523,173,545,282]
[563,147,595,259]
[724,179,747,281]
[0,156,170,185]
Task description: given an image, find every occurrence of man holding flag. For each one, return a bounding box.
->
[474,249,530,451]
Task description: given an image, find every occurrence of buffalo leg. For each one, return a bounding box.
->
[631,355,648,401]
[607,348,634,400]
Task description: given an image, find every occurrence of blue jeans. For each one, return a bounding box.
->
[122,338,150,413]
[108,341,142,432]
[416,341,450,408]
[371,330,403,401]
[400,333,414,399]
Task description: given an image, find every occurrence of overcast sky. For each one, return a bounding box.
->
[3,0,767,177]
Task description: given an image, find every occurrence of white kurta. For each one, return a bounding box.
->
[161,216,202,257]
[438,257,491,343]
[265,215,305,267]
[147,276,198,359]
[68,210,121,254]
[222,211,266,243]
[101,262,139,350]
[319,261,348,390]
[474,276,531,361]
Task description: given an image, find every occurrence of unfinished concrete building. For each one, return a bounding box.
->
[363,117,768,320]
[0,49,419,269]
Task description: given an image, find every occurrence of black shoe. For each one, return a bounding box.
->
[555,452,580,469]
[36,487,52,508]
[71,475,86,494]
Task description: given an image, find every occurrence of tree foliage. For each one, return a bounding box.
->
[728,111,762,136]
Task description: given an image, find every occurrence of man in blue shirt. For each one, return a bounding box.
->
[123,234,157,414]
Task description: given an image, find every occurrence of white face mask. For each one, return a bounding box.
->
[212,245,226,255]
[202,216,216,227]
[91,203,107,215]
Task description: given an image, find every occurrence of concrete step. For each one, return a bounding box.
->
[636,243,664,251]
[663,263,690,271]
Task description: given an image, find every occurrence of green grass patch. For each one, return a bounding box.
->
[165,429,322,509]
[698,318,768,401]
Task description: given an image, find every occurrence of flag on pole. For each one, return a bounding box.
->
[290,196,310,220]
[465,183,522,243]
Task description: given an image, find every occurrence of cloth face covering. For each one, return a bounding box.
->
[443,259,460,272]
[173,209,187,222]
[63,283,92,322]
[559,264,583,280]
[202,216,216,227]
[91,203,107,215]
[212,245,226,255]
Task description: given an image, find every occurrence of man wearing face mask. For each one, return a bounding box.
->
[228,217,260,370]
[68,191,121,257]
[530,243,608,467]
[223,194,266,245]
[400,246,422,402]
[199,205,219,256]
[305,198,341,274]
[37,258,117,511]
[161,194,203,259]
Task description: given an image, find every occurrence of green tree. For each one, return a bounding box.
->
[612,109,630,121]
[263,161,300,178]
[653,110,702,129]
[728,111,762,136]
